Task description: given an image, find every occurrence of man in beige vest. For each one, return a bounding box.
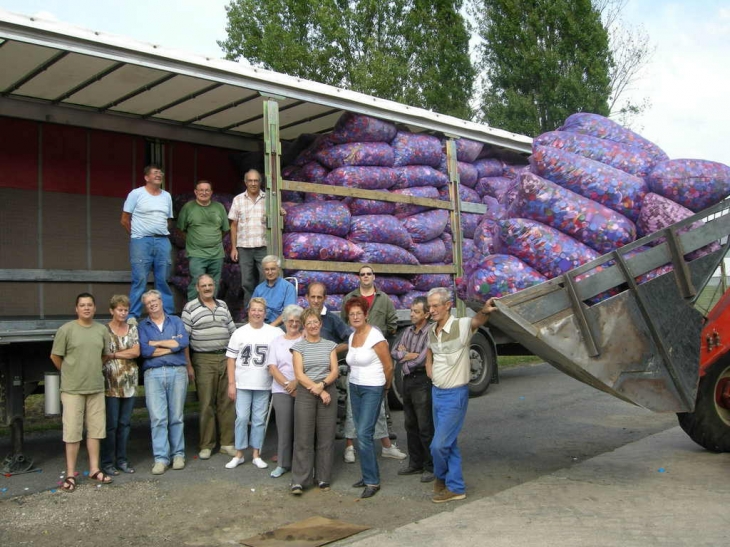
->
[425,288,496,504]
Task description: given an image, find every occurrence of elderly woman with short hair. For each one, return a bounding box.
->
[266,304,304,478]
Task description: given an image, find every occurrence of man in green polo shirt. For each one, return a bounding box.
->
[177,180,230,300]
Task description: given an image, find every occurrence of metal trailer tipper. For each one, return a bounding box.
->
[0,11,531,463]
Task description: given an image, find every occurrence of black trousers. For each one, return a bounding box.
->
[402,373,435,471]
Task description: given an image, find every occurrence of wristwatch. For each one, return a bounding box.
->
[321,379,328,388]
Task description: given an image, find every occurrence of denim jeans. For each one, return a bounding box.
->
[343,381,389,439]
[349,382,384,486]
[144,366,188,464]
[129,236,174,319]
[431,384,469,494]
[101,395,135,468]
[234,389,270,450]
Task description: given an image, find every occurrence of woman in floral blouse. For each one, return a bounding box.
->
[101,295,140,475]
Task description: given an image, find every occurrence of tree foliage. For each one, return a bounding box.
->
[474,0,613,136]
[218,0,474,118]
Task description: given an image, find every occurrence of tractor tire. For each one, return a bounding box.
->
[677,357,730,452]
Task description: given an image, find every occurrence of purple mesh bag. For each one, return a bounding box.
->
[460,212,482,239]
[646,159,730,213]
[300,161,329,182]
[441,232,454,263]
[349,215,414,249]
[330,112,397,144]
[288,270,360,296]
[531,145,648,222]
[344,194,396,215]
[392,165,450,189]
[376,276,415,295]
[284,201,351,237]
[401,291,429,309]
[283,233,364,262]
[294,133,335,166]
[401,209,450,243]
[392,131,443,167]
[393,186,441,218]
[410,238,447,264]
[509,172,636,254]
[316,142,395,169]
[496,218,600,279]
[455,138,484,162]
[534,130,659,178]
[466,254,547,300]
[325,166,398,190]
[473,219,497,255]
[473,158,505,179]
[559,112,669,163]
[357,243,420,265]
[458,162,479,188]
[475,176,517,201]
[411,273,453,292]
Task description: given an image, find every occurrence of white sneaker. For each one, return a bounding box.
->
[344,445,356,463]
[219,445,237,457]
[151,462,167,475]
[382,444,407,460]
[225,456,245,469]
[252,457,268,469]
[172,456,186,470]
[198,449,212,460]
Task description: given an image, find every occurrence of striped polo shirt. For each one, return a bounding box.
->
[181,298,236,353]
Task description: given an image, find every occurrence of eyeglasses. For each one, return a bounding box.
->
[359,272,373,277]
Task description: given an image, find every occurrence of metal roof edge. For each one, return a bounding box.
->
[0,9,532,153]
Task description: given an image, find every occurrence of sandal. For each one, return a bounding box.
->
[60,476,76,492]
[88,470,113,484]
[117,462,135,474]
[102,465,120,476]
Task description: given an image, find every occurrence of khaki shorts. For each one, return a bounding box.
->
[61,391,106,443]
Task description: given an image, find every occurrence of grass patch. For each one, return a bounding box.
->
[498,355,544,369]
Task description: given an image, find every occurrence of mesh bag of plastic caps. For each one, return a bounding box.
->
[393,186,441,218]
[462,238,476,264]
[474,219,497,255]
[532,145,648,222]
[288,270,360,296]
[453,138,484,162]
[503,164,530,179]
[283,233,364,262]
[411,273,453,291]
[357,242,419,265]
[410,237,447,263]
[475,176,517,201]
[482,196,508,221]
[392,165,449,189]
[458,161,479,188]
[473,158,505,179]
[299,161,329,182]
[392,131,443,167]
[349,215,414,249]
[303,193,336,203]
[325,166,398,190]
[401,291,429,309]
[459,212,482,239]
[284,201,351,237]
[282,165,301,179]
[294,133,335,166]
[441,232,454,263]
[316,142,395,169]
[439,184,480,204]
[388,294,402,309]
[559,112,669,164]
[282,192,304,203]
[636,193,721,260]
[466,254,547,300]
[376,275,415,295]
[509,172,636,254]
[344,194,396,216]
[401,209,450,243]
[330,112,398,144]
[496,218,601,279]
[646,159,730,213]
[534,131,659,178]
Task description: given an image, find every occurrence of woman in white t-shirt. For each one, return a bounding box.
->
[224,298,281,470]
[345,296,394,499]
[266,304,303,478]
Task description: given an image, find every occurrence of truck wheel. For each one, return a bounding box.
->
[468,331,496,398]
[677,358,730,452]
[388,361,404,410]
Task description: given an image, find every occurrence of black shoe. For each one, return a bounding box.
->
[388,432,397,440]
[361,485,380,498]
[420,471,436,483]
[318,481,331,491]
[397,466,424,476]
[352,479,365,488]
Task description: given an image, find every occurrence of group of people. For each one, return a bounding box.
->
[50,164,498,504]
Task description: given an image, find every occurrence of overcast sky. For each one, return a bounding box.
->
[1,0,727,166]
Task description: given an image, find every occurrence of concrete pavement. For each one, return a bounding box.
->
[343,427,730,547]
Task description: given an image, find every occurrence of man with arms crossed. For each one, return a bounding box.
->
[252,255,296,327]
[426,288,496,503]
[51,293,113,491]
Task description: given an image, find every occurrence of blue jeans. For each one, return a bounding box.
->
[234,389,270,450]
[349,382,384,486]
[129,236,174,319]
[431,384,469,494]
[101,395,135,468]
[144,366,188,464]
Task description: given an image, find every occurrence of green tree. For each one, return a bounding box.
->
[475,0,613,136]
[218,0,474,118]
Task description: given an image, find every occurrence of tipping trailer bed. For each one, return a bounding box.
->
[477,199,730,413]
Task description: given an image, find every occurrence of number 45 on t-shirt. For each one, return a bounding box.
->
[238,344,269,366]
